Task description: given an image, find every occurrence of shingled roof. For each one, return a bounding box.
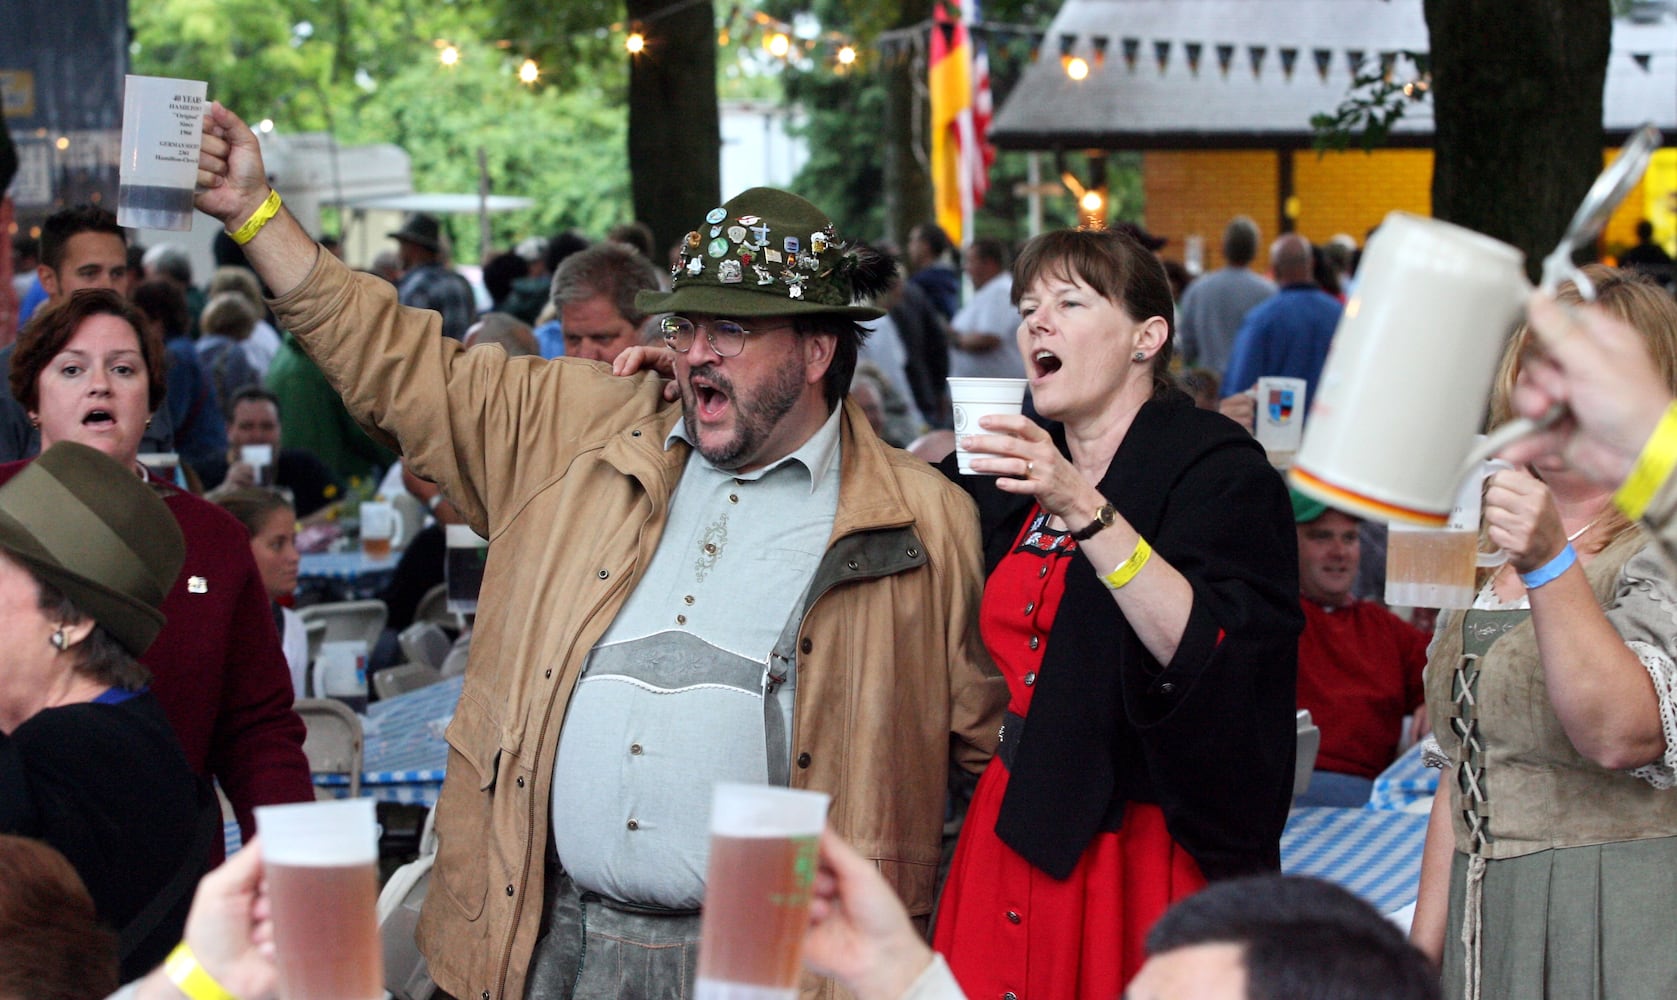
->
[990,0,1677,150]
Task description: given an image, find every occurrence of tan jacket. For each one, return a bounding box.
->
[270,254,1003,1000]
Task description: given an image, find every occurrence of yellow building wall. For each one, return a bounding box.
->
[1289,149,1432,247]
[1604,147,1677,260]
[1143,151,1278,271]
[1143,148,1431,272]
[1145,146,1669,271]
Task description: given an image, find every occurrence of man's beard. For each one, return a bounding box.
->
[681,359,807,470]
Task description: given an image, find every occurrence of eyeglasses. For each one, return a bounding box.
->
[660,316,788,358]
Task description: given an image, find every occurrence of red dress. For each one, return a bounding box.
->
[933,508,1206,999]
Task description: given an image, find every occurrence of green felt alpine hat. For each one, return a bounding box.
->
[637,187,886,321]
[0,442,185,656]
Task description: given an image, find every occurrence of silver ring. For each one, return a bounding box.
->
[1026,461,1034,477]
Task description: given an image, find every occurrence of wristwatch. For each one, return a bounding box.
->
[1070,502,1118,541]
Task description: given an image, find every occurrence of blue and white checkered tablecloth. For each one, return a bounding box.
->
[1281,806,1429,914]
[314,674,464,805]
[1368,740,1438,812]
[298,550,400,582]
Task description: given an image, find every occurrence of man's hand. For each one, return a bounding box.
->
[195,103,275,230]
[611,345,681,402]
[1499,293,1673,488]
[223,461,258,491]
[1218,384,1257,434]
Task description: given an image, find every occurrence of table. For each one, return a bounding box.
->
[1282,806,1429,914]
[1368,741,1438,812]
[298,549,400,601]
[314,675,463,805]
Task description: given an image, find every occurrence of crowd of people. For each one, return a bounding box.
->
[7,95,1677,1000]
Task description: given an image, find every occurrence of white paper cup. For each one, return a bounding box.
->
[1254,375,1307,466]
[239,444,274,487]
[695,784,829,1000]
[255,799,383,1000]
[949,376,1028,475]
[117,75,207,232]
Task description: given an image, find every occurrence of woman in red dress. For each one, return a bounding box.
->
[933,228,1303,998]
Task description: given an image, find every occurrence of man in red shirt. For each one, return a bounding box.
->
[1293,490,1430,807]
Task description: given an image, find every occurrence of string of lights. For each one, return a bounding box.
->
[431,4,1045,84]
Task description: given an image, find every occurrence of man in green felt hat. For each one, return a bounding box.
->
[195,104,1002,1000]
[1290,489,1430,808]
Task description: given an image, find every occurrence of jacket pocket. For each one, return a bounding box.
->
[432,694,500,921]
[876,857,938,917]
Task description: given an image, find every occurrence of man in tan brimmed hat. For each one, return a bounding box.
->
[195,104,1001,1000]
[389,212,477,341]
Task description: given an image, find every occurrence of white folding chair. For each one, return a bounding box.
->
[398,621,452,671]
[373,662,444,701]
[298,599,389,650]
[438,640,471,679]
[412,583,451,627]
[294,698,364,799]
[1295,708,1322,800]
[379,808,438,1000]
[303,617,328,673]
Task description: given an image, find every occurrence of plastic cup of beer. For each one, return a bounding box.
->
[117,75,207,232]
[359,500,401,559]
[948,376,1028,475]
[255,798,383,1000]
[695,783,830,1000]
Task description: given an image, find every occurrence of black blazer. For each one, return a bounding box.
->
[944,390,1303,880]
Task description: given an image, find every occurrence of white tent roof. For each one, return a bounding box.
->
[990,0,1677,149]
[342,193,535,214]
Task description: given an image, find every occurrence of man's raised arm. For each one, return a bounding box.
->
[194,103,319,297]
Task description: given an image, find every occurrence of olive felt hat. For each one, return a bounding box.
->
[388,213,443,253]
[637,187,890,321]
[0,442,185,656]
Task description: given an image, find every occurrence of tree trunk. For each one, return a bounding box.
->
[1424,0,1611,281]
[882,52,934,251]
[627,0,720,262]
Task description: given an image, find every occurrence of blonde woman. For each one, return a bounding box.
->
[1413,266,1677,998]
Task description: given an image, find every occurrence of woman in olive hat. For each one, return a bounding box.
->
[0,440,203,981]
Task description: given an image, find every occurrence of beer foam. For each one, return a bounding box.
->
[708,783,829,838]
[255,799,379,866]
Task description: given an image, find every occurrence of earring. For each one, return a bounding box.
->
[145,416,153,428]
[1133,351,1147,362]
[50,629,66,651]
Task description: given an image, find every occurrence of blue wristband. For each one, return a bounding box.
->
[1518,543,1577,590]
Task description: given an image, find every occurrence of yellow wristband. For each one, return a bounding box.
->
[229,189,282,246]
[1614,400,1677,521]
[1102,536,1153,590]
[163,942,237,1000]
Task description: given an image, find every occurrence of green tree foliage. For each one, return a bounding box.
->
[129,0,632,259]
